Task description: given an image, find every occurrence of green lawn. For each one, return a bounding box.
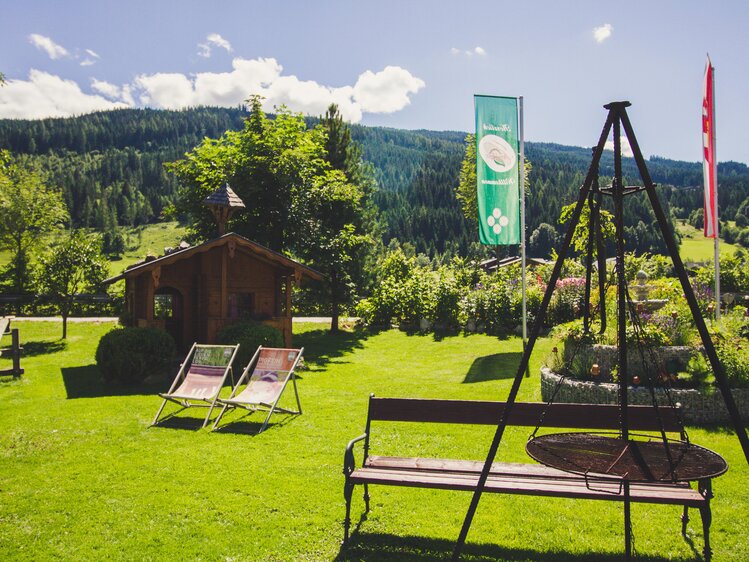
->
[1,321,748,561]
[0,221,188,276]
[677,220,739,263]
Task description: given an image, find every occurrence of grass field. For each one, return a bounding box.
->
[1,321,748,561]
[0,221,188,276]
[677,220,739,263]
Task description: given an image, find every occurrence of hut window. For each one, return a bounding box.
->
[154,293,175,319]
[228,292,255,319]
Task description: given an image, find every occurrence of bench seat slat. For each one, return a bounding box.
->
[350,466,705,506]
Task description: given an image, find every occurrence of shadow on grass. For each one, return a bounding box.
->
[61,364,165,399]
[334,532,697,562]
[22,339,68,357]
[212,413,297,435]
[463,352,522,383]
[294,327,369,369]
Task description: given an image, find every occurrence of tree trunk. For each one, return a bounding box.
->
[330,269,339,333]
[62,306,68,340]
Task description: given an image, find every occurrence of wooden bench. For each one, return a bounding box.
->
[343,396,715,559]
[0,316,23,379]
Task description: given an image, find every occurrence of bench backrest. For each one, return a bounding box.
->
[367,396,682,432]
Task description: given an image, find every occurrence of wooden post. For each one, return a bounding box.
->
[11,328,22,378]
[284,275,293,347]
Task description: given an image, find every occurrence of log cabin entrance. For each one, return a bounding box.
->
[154,286,183,350]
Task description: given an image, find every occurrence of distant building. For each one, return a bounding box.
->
[479,256,553,273]
[103,233,322,350]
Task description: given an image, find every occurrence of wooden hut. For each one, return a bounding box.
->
[103,233,322,349]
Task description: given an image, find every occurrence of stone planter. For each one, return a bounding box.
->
[540,367,749,425]
[563,344,696,383]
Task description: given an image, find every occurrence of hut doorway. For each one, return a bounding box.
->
[154,287,184,350]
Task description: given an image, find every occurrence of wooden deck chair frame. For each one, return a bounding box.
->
[152,343,240,429]
[212,346,304,433]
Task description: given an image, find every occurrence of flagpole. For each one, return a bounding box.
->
[712,62,721,321]
[519,97,528,375]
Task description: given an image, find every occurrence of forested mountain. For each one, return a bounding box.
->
[1,106,748,258]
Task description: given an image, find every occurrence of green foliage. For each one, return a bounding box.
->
[685,353,714,389]
[547,277,586,325]
[95,326,176,384]
[38,230,109,338]
[0,151,68,293]
[559,200,615,257]
[357,249,544,335]
[715,336,749,388]
[216,319,283,369]
[455,134,477,225]
[693,249,749,293]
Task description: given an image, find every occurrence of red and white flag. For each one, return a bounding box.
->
[702,56,717,238]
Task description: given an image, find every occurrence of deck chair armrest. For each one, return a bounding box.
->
[344,433,367,476]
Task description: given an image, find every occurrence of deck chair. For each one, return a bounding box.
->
[152,343,240,429]
[212,346,304,433]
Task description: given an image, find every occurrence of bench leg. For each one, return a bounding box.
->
[681,505,689,537]
[698,478,713,562]
[364,483,370,513]
[343,480,354,544]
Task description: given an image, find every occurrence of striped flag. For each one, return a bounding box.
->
[702,56,717,238]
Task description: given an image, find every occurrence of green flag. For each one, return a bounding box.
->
[475,95,520,245]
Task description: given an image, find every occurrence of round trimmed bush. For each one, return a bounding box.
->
[217,320,284,369]
[96,327,176,385]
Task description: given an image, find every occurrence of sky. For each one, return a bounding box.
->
[2,0,749,164]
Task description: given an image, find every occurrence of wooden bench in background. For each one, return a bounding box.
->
[0,316,23,379]
[343,396,715,560]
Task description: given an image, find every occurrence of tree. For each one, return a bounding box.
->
[38,230,108,339]
[297,170,372,332]
[168,96,329,251]
[316,104,380,331]
[528,223,560,258]
[455,134,477,227]
[169,99,378,331]
[559,200,615,258]
[0,151,68,295]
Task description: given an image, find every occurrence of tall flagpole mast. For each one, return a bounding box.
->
[519,97,528,366]
[711,61,721,321]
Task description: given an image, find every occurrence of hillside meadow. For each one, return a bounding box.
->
[1,320,748,561]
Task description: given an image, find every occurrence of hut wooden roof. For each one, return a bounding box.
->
[103,232,323,284]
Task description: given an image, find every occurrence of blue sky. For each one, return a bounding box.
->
[3,0,749,163]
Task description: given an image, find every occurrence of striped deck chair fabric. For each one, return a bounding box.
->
[152,343,240,428]
[212,346,304,433]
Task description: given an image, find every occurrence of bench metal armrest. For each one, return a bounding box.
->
[344,433,367,476]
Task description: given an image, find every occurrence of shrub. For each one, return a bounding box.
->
[216,319,283,369]
[547,277,586,325]
[96,327,176,385]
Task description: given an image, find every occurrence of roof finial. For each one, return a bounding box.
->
[203,182,245,236]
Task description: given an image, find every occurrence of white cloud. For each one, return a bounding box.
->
[593,23,613,43]
[28,33,69,60]
[81,48,101,65]
[0,70,128,119]
[451,46,487,57]
[131,57,423,122]
[604,136,633,158]
[198,33,233,58]
[91,79,122,99]
[352,66,425,113]
[0,58,425,122]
